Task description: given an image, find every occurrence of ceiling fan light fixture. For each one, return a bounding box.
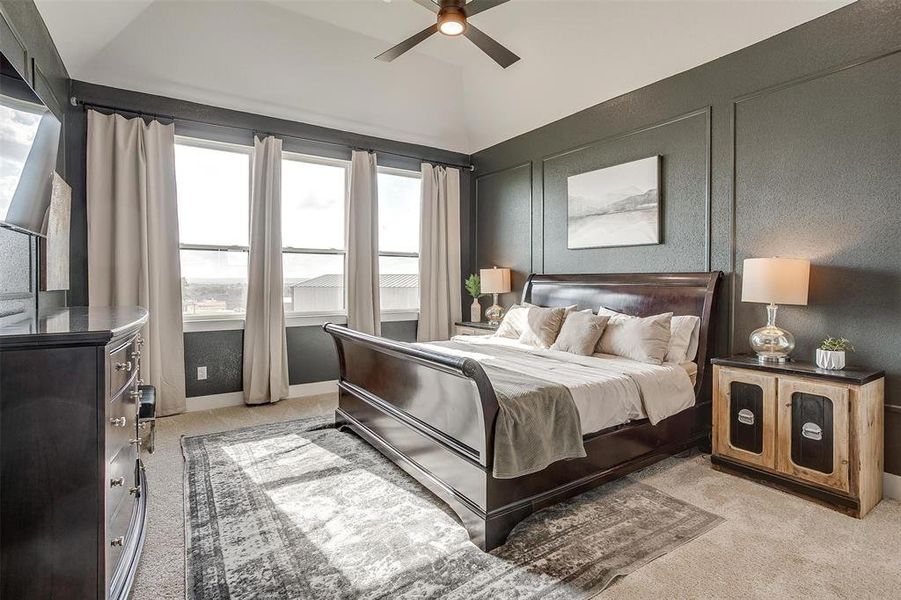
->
[437,7,466,36]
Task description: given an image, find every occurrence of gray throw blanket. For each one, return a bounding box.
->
[480,363,587,479]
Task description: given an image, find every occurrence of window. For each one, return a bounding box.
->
[377,167,421,312]
[282,153,348,314]
[175,137,251,318]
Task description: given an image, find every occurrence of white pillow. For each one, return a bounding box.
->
[495,304,529,339]
[598,307,699,363]
[668,315,701,363]
[551,311,609,355]
[596,308,673,365]
[518,306,567,349]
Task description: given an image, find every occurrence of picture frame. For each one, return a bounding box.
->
[566,156,662,250]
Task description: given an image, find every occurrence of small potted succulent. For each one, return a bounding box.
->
[816,337,854,370]
[465,274,483,322]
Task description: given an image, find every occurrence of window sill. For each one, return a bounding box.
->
[183,310,419,333]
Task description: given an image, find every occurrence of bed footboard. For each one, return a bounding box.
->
[324,324,506,546]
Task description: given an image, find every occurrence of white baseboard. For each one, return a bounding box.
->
[187,391,244,412]
[186,380,337,412]
[885,472,901,501]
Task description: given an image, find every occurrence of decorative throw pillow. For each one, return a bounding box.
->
[495,304,529,339]
[667,315,701,363]
[596,308,673,364]
[518,306,567,349]
[497,302,577,340]
[551,311,610,355]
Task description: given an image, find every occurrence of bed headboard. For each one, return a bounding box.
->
[523,272,723,398]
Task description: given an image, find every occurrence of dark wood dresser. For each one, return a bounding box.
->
[0,306,149,599]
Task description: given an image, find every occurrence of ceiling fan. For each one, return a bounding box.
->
[376,0,519,68]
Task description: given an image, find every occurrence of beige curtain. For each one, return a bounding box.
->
[243,136,290,405]
[346,150,381,335]
[87,110,186,416]
[417,163,462,342]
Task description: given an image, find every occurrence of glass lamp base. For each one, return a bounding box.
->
[485,305,505,327]
[485,293,505,326]
[749,324,795,362]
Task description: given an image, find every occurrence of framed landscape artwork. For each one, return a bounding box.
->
[567,156,661,249]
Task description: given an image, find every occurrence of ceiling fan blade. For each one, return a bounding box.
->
[463,23,519,68]
[412,0,440,13]
[375,24,439,62]
[463,0,511,17]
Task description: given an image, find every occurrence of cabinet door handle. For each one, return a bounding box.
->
[110,537,124,547]
[110,416,128,427]
[110,477,125,487]
[115,361,133,372]
[129,485,142,496]
[801,422,823,441]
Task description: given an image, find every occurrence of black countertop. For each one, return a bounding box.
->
[711,354,884,386]
[455,321,499,331]
[0,306,148,348]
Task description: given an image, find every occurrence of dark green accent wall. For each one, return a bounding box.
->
[184,320,417,398]
[471,2,901,474]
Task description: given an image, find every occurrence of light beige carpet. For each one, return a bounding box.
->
[133,395,901,599]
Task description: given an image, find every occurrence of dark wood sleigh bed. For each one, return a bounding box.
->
[324,272,722,551]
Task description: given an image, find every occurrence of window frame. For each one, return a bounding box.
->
[177,143,423,331]
[281,150,351,318]
[376,165,421,315]
[175,135,253,324]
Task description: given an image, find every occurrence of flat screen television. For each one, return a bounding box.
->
[0,51,61,236]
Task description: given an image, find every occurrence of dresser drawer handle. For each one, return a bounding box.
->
[115,361,133,372]
[110,537,124,547]
[801,422,823,441]
[110,416,128,428]
[110,477,125,487]
[737,409,755,425]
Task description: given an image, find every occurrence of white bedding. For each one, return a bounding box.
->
[421,335,696,435]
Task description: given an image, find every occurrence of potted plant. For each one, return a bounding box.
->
[816,337,854,370]
[465,274,483,322]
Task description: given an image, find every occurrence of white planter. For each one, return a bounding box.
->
[470,298,481,323]
[816,349,846,370]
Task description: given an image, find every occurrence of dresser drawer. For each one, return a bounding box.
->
[106,489,136,591]
[106,379,139,462]
[106,444,137,526]
[108,337,140,399]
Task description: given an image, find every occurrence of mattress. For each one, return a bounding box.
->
[422,335,697,436]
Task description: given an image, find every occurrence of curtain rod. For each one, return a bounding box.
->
[71,97,475,172]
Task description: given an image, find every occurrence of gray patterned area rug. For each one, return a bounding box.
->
[183,417,722,600]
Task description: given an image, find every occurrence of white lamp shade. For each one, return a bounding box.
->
[741,257,810,305]
[480,267,511,294]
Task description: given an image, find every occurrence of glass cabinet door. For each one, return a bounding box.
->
[714,368,776,469]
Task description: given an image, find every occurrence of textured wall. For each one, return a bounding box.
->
[471,2,901,474]
[184,321,417,397]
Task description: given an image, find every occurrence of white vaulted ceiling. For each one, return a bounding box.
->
[35,0,850,153]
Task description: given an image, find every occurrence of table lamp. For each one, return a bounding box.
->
[480,267,511,326]
[741,257,810,362]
